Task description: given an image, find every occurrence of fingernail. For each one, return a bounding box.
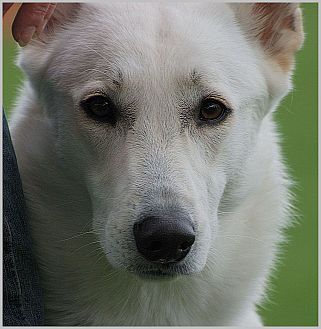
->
[19,26,36,47]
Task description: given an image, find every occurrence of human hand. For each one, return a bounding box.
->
[3,3,56,46]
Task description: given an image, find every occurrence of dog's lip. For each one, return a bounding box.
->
[133,263,193,280]
[136,269,177,280]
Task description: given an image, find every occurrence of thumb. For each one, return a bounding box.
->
[12,3,56,46]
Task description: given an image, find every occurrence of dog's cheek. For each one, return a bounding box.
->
[99,212,137,270]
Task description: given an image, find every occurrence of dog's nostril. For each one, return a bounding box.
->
[149,240,163,252]
[179,239,194,252]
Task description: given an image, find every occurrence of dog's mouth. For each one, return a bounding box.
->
[132,263,193,281]
[136,269,178,280]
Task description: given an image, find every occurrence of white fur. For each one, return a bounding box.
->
[9,3,302,326]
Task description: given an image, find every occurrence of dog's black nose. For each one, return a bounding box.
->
[133,215,195,264]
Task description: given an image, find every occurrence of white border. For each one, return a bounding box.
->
[0,1,319,329]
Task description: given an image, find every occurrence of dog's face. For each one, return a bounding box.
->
[19,3,303,279]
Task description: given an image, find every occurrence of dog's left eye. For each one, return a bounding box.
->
[199,98,229,123]
[80,95,117,124]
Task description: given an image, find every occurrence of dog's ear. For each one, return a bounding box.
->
[37,3,81,43]
[18,3,83,78]
[231,3,304,71]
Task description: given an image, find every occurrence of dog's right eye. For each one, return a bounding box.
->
[80,95,117,124]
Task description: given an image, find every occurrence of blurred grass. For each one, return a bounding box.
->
[2,3,318,326]
[257,3,318,326]
[3,39,24,115]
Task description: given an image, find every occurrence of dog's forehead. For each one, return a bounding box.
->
[48,3,266,105]
[79,3,244,70]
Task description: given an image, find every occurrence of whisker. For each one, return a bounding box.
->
[83,68,110,80]
[71,240,101,254]
[59,228,105,242]
[85,44,110,63]
[91,252,108,268]
[216,234,268,244]
[60,230,98,242]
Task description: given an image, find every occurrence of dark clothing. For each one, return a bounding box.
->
[3,112,44,326]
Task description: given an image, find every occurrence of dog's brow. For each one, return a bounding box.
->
[84,44,123,88]
[189,69,203,85]
[82,68,122,90]
[112,70,123,88]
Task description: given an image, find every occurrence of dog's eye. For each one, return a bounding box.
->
[199,98,229,123]
[80,95,117,124]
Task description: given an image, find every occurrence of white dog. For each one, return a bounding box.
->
[10,3,303,326]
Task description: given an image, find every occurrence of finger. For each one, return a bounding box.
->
[12,3,57,47]
[3,3,14,16]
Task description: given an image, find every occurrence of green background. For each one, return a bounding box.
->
[2,3,318,326]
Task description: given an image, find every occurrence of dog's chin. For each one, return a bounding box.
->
[129,264,195,282]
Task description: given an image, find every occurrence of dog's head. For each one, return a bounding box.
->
[18,3,303,280]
